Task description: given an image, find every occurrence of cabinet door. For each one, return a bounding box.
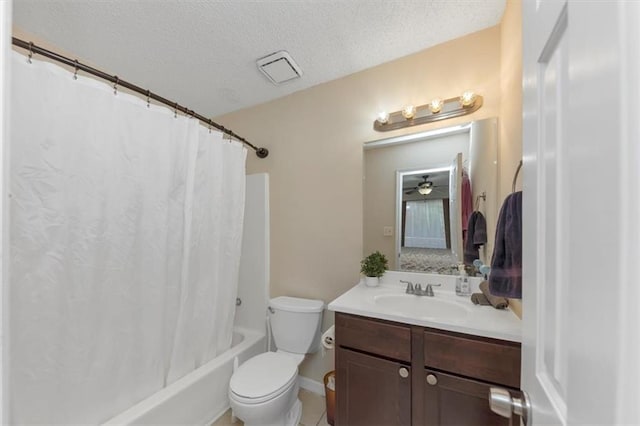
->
[336,347,411,426]
[422,369,520,426]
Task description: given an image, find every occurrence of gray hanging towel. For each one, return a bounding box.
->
[488,191,522,298]
[463,211,487,265]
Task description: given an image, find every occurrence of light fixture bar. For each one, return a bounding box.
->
[364,123,471,150]
[374,95,483,132]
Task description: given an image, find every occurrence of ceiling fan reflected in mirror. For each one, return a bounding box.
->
[405,175,436,195]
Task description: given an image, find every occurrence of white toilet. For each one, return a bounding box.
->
[229,296,324,426]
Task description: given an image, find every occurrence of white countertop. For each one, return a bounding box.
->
[328,271,521,343]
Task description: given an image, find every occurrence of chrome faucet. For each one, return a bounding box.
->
[409,283,441,297]
[401,280,441,297]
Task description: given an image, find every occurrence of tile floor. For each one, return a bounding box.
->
[212,389,330,426]
[399,247,458,274]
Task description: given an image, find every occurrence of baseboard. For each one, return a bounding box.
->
[298,375,325,396]
[202,404,229,426]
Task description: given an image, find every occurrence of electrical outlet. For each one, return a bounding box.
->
[383,226,393,236]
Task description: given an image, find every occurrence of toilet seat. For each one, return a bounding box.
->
[230,352,298,405]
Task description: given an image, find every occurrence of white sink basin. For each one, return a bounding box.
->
[372,294,469,321]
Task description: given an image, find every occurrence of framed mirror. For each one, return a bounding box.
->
[363,118,498,275]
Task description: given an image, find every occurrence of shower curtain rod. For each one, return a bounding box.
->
[12,37,270,159]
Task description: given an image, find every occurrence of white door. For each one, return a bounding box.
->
[0,0,10,423]
[520,0,570,423]
[492,1,640,424]
[448,152,463,263]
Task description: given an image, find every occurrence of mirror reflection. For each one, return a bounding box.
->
[397,168,457,272]
[363,118,498,275]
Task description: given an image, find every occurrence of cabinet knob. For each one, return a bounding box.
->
[426,374,438,385]
[398,367,409,378]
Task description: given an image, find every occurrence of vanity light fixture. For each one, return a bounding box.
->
[459,91,477,107]
[401,105,416,120]
[377,111,390,124]
[373,92,483,132]
[429,98,443,113]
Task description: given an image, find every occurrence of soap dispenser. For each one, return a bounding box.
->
[456,264,471,296]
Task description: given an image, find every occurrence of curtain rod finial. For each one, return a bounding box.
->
[256,147,269,158]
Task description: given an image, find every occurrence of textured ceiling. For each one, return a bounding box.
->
[13,0,506,117]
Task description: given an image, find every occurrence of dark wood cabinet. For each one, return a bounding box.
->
[335,313,412,426]
[422,369,520,426]
[423,329,521,389]
[336,347,411,426]
[334,312,521,426]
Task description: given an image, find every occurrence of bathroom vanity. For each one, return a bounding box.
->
[328,275,521,426]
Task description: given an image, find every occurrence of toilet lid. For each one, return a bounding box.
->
[230,352,298,400]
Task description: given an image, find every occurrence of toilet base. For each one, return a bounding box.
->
[285,398,302,426]
[242,398,301,426]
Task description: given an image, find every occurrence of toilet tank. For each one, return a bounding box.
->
[269,296,324,354]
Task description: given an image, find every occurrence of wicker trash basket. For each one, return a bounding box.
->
[323,370,336,425]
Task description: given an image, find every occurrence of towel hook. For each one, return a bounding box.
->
[146,90,151,108]
[73,60,79,80]
[475,192,486,211]
[512,160,523,192]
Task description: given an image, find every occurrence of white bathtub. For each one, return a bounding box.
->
[104,327,266,425]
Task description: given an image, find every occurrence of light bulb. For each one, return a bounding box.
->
[377,111,390,124]
[459,91,477,107]
[429,98,443,113]
[418,186,433,195]
[402,105,416,120]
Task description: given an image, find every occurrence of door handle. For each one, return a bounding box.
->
[398,367,409,378]
[489,387,531,426]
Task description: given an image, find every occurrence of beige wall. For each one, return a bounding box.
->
[499,0,523,318]
[218,26,506,382]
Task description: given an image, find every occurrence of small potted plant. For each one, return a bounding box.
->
[360,251,389,287]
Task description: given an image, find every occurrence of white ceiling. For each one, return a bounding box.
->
[13,0,506,118]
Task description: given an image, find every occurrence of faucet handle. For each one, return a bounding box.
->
[425,283,441,297]
[401,280,414,294]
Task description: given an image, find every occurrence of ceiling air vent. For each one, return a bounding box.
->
[256,51,303,85]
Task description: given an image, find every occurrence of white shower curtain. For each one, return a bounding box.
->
[9,51,246,424]
[404,199,447,249]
